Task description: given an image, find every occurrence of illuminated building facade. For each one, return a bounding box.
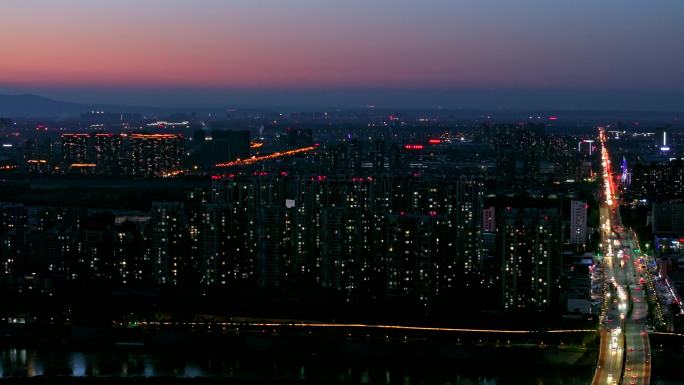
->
[61,133,91,164]
[129,134,184,177]
[93,133,124,174]
[207,173,485,305]
[569,200,588,245]
[57,133,182,177]
[150,202,187,286]
[500,207,562,312]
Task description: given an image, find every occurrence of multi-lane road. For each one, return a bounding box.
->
[592,128,650,385]
[610,208,651,385]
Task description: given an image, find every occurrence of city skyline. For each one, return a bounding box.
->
[1,2,683,383]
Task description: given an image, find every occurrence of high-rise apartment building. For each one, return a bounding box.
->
[150,202,187,286]
[129,134,184,177]
[500,207,562,312]
[93,133,124,174]
[61,133,91,164]
[569,200,588,245]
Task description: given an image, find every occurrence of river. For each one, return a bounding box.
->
[0,347,598,384]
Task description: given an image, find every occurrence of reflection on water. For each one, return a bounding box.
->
[0,348,592,384]
[71,352,86,377]
[143,358,155,378]
[183,365,203,378]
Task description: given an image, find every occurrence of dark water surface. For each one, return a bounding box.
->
[0,347,599,384]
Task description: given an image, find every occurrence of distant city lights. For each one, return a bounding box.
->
[215,145,317,168]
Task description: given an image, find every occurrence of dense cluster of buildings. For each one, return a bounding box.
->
[24,133,185,177]
[0,121,602,316]
[629,159,684,203]
[0,171,591,313]
[484,124,592,189]
[17,129,252,177]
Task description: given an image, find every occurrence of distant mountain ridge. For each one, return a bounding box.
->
[0,93,220,119]
[1,91,683,123]
[0,92,233,119]
[0,93,89,118]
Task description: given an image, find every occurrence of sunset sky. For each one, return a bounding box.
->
[2,0,684,108]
